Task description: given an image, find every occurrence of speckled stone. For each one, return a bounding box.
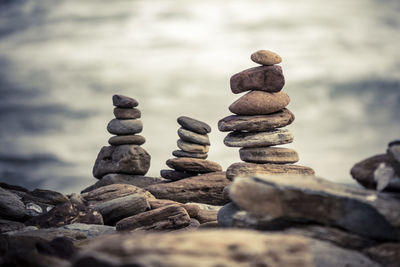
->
[229,91,290,115]
[250,50,282,65]
[177,139,209,153]
[224,129,294,148]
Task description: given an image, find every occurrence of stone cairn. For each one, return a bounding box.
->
[218,50,315,180]
[160,116,222,180]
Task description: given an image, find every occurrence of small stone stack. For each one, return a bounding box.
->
[218,50,315,180]
[92,94,151,180]
[160,116,222,180]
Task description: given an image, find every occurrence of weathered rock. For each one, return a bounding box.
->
[92,194,150,225]
[0,219,25,233]
[177,116,211,134]
[351,154,391,189]
[25,189,69,206]
[226,162,315,180]
[36,236,76,260]
[81,174,166,193]
[106,119,143,135]
[112,94,138,108]
[148,199,200,218]
[92,145,150,178]
[166,157,222,173]
[218,108,295,132]
[186,202,222,211]
[146,172,230,205]
[71,230,379,267]
[198,221,219,228]
[230,65,285,94]
[25,202,103,228]
[250,49,282,65]
[224,129,294,148]
[387,140,400,175]
[373,163,400,192]
[1,249,70,267]
[230,175,400,241]
[108,135,145,146]
[365,243,400,267]
[160,169,197,180]
[172,150,208,159]
[177,139,209,153]
[68,193,85,206]
[113,107,141,119]
[194,209,218,224]
[0,182,28,193]
[240,147,299,164]
[0,187,26,221]
[177,127,210,145]
[218,202,242,228]
[116,205,191,231]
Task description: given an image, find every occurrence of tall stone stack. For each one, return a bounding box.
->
[160,116,222,181]
[218,50,315,180]
[92,94,151,180]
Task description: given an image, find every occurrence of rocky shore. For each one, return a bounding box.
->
[1,50,399,267]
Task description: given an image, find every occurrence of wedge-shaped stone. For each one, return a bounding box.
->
[229,91,289,115]
[112,94,138,108]
[177,127,210,145]
[240,147,299,164]
[108,135,145,146]
[224,129,293,148]
[230,175,400,241]
[166,157,221,173]
[177,139,209,153]
[107,119,142,135]
[177,116,211,134]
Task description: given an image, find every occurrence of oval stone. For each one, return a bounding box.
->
[108,135,146,146]
[229,91,290,115]
[177,116,211,134]
[166,158,222,173]
[113,108,141,120]
[178,127,210,145]
[160,169,197,181]
[224,129,293,148]
[250,50,282,65]
[107,119,143,135]
[239,147,299,164]
[172,150,208,159]
[177,139,209,153]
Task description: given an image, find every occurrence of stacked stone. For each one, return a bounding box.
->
[218,50,315,180]
[92,94,151,180]
[160,116,222,181]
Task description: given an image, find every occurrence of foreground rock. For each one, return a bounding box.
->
[71,230,379,267]
[365,242,400,267]
[0,219,25,233]
[351,154,391,189]
[224,128,294,147]
[108,135,145,146]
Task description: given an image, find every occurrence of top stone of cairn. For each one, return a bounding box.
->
[177,116,211,135]
[112,94,139,108]
[251,50,282,65]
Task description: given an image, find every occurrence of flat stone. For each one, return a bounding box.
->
[112,94,138,108]
[229,175,400,241]
[172,150,208,159]
[177,139,209,153]
[160,169,197,180]
[351,154,391,189]
[148,199,200,218]
[146,172,230,205]
[229,90,290,115]
[0,188,26,221]
[373,163,400,192]
[387,140,400,175]
[250,49,282,65]
[230,65,285,94]
[108,135,145,146]
[240,147,299,164]
[365,243,400,267]
[224,128,294,148]
[116,205,191,231]
[226,162,315,180]
[0,219,25,234]
[177,116,211,134]
[92,145,150,178]
[193,209,218,224]
[107,119,142,135]
[113,107,141,119]
[177,127,210,145]
[218,108,295,132]
[166,158,222,173]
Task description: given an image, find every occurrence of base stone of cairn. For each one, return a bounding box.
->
[218,49,315,180]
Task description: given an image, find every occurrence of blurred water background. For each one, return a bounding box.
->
[0,0,399,193]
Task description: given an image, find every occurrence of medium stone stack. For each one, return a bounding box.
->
[92,95,151,180]
[160,116,222,180]
[218,50,315,180]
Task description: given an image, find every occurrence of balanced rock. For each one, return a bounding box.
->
[230,65,285,94]
[92,145,150,178]
[166,157,222,173]
[108,135,145,146]
[218,108,295,132]
[177,139,209,153]
[226,162,315,180]
[250,49,282,65]
[239,147,299,164]
[387,140,400,175]
[172,150,208,159]
[160,169,197,180]
[229,90,290,115]
[112,94,138,108]
[107,119,143,135]
[113,107,141,119]
[177,116,211,134]
[177,127,210,145]
[224,128,294,147]
[350,154,391,189]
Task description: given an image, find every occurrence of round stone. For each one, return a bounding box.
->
[113,108,141,120]
[218,108,295,132]
[107,119,143,135]
[172,150,208,159]
[224,129,293,148]
[177,116,211,134]
[108,135,146,146]
[166,158,222,173]
[112,94,138,108]
[239,147,299,164]
[177,139,209,153]
[177,127,210,145]
[160,169,197,181]
[250,50,282,65]
[229,91,290,115]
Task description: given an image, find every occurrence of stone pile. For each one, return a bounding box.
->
[160,116,222,181]
[218,50,315,180]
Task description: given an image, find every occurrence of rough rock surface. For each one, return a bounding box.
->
[0,219,25,233]
[351,154,391,189]
[0,188,26,221]
[172,149,208,159]
[177,139,209,153]
[224,128,294,147]
[365,243,400,267]
[106,119,143,135]
[160,169,197,180]
[148,199,200,218]
[239,147,299,164]
[113,107,141,119]
[108,135,145,146]
[177,127,210,145]
[112,94,138,108]
[92,145,150,178]
[387,140,400,175]
[166,157,222,173]
[251,49,282,65]
[177,116,211,134]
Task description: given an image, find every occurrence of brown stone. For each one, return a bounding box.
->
[194,209,218,224]
[224,129,294,148]
[113,107,141,119]
[226,162,315,180]
[218,108,295,132]
[230,65,285,94]
[160,169,197,180]
[166,158,222,173]
[350,154,390,189]
[148,199,200,218]
[177,139,209,153]
[172,150,208,159]
[240,147,299,164]
[250,50,282,65]
[365,243,400,267]
[108,135,145,146]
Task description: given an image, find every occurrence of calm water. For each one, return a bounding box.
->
[0,0,399,193]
